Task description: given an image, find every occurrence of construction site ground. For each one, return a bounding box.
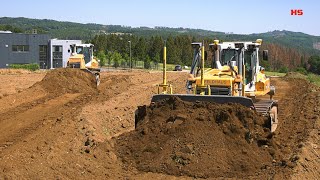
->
[0,69,319,179]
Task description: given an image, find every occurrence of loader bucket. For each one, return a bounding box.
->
[151,94,255,108]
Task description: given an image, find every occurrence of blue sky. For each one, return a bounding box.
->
[1,0,319,35]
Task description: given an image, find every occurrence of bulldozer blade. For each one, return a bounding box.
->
[151,94,255,108]
[81,69,100,86]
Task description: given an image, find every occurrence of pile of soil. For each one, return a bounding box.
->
[34,68,97,94]
[115,96,280,179]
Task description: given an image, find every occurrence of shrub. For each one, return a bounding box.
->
[9,63,39,71]
[278,67,288,73]
[110,51,122,68]
[295,67,307,75]
[144,56,151,69]
[97,51,106,66]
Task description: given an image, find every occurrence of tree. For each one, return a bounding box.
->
[148,36,164,62]
[92,35,107,52]
[278,66,288,73]
[308,55,320,74]
[166,35,179,64]
[144,55,151,69]
[154,52,160,64]
[106,51,113,66]
[0,24,23,33]
[180,35,193,66]
[111,51,122,68]
[96,50,106,66]
[260,60,270,71]
[89,33,315,71]
[123,53,129,68]
[134,37,147,61]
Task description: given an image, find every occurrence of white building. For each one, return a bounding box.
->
[49,39,82,68]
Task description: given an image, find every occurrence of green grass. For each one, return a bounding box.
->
[150,63,189,71]
[284,71,320,87]
[9,63,40,71]
[157,63,177,71]
[307,73,320,86]
[265,71,286,77]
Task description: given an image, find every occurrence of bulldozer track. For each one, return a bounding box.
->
[254,99,276,115]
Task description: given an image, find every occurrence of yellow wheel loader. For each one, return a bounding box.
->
[67,43,101,86]
[151,39,278,132]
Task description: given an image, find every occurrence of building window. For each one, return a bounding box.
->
[12,45,29,52]
[53,46,62,52]
[39,45,48,69]
[39,45,46,52]
[12,45,17,51]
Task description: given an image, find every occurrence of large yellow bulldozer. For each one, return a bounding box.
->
[152,39,278,132]
[67,43,101,86]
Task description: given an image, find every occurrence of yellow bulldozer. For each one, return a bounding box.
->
[67,43,101,86]
[152,39,278,132]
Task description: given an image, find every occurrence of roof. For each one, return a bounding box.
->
[0,31,12,33]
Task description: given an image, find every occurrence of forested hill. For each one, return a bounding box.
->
[1,17,320,55]
[1,17,320,71]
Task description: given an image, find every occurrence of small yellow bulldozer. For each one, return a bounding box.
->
[67,43,101,86]
[152,39,278,132]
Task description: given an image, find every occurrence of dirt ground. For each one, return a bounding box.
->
[0,70,45,97]
[116,98,275,179]
[0,69,319,179]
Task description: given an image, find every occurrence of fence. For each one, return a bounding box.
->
[104,60,180,71]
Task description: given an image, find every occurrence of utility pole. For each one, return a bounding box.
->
[128,41,132,70]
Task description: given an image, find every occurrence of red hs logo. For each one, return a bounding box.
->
[291,9,303,16]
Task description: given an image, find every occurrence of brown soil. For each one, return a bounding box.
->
[34,68,97,94]
[116,97,276,179]
[0,70,318,179]
[0,71,45,97]
[115,73,320,179]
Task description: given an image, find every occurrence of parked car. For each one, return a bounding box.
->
[174,65,182,71]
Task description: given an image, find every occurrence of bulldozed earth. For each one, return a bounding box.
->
[116,98,275,179]
[0,69,319,179]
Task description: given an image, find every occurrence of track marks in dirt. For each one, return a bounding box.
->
[0,70,188,179]
[269,76,320,179]
[0,86,47,113]
[292,121,320,180]
[81,71,188,142]
[0,93,80,152]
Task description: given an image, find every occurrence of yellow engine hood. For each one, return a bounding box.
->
[194,66,237,87]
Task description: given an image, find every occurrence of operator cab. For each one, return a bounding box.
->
[220,49,237,66]
[70,44,94,64]
[214,41,262,92]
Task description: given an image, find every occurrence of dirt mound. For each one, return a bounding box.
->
[35,68,97,94]
[284,72,307,79]
[115,96,279,179]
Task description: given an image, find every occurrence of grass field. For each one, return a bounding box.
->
[307,73,320,86]
[265,71,286,77]
[155,63,177,71]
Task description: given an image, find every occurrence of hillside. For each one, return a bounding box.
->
[0,17,320,56]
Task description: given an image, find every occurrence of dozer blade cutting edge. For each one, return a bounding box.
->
[151,94,255,108]
[81,68,101,86]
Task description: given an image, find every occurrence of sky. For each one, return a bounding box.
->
[0,0,319,36]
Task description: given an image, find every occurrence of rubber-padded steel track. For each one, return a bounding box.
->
[254,99,277,115]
